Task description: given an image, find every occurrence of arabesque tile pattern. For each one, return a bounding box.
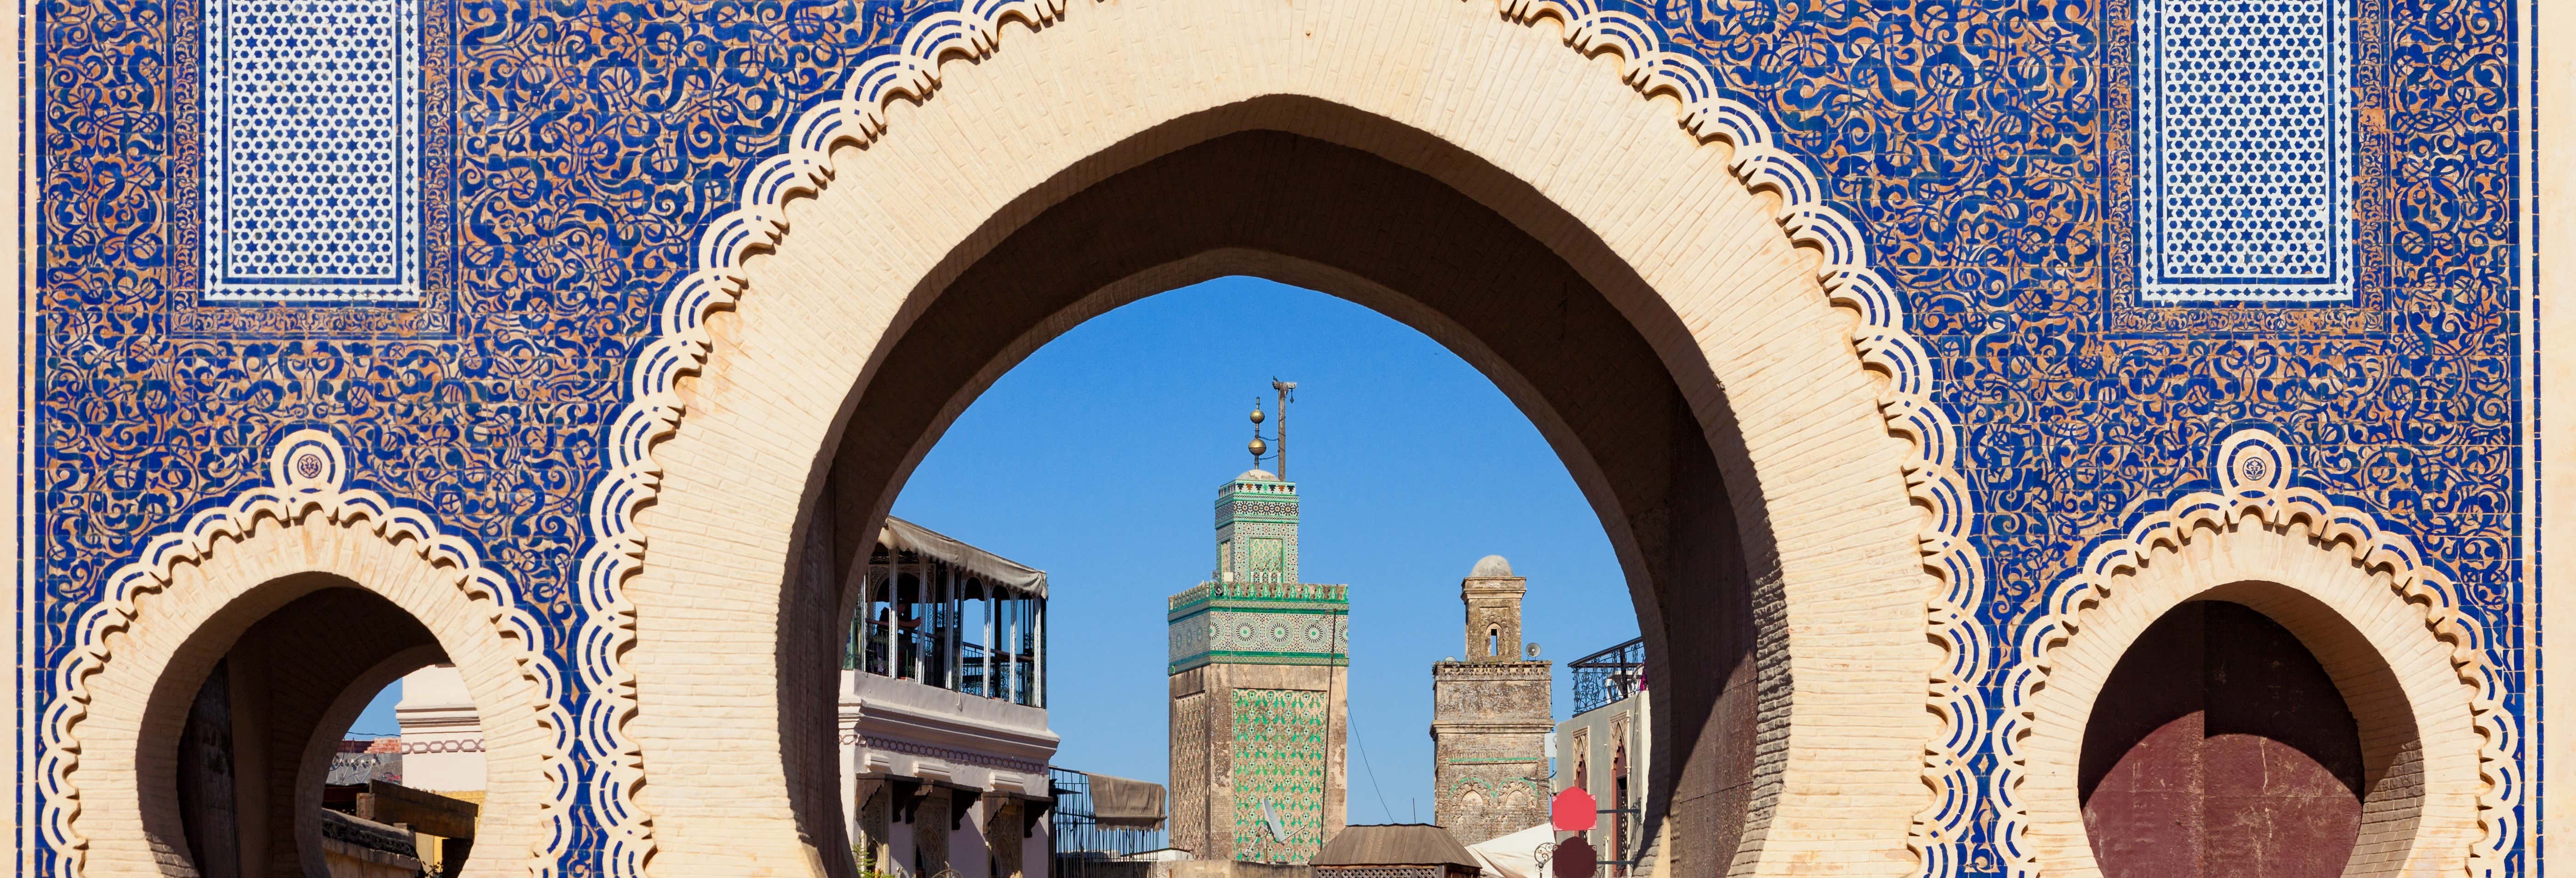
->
[28,0,2526,873]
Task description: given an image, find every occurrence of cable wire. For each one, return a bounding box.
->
[1351,718,1395,824]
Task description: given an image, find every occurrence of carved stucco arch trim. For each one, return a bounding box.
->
[38,429,573,878]
[578,0,1988,874]
[1995,429,2515,878]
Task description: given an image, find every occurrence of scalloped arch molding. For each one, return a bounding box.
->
[39,430,573,878]
[1997,428,2515,877]
[21,2,2535,878]
[578,0,1983,876]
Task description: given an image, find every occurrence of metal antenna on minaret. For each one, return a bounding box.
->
[1271,378,1296,479]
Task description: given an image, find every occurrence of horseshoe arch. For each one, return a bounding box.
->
[594,1,1979,876]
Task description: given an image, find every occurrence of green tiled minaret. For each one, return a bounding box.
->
[1167,397,1349,864]
[1170,468,1349,674]
[1215,467,1302,585]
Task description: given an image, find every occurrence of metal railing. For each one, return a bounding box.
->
[1568,636,1645,716]
[844,621,1037,705]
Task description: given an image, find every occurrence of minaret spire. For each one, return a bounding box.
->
[1171,392,1348,863]
[1248,399,1269,471]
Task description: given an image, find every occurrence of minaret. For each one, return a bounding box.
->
[1168,396,1349,864]
[1429,556,1553,845]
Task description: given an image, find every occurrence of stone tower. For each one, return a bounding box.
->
[1429,556,1553,845]
[1169,467,1349,864]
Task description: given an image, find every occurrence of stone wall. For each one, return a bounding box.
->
[1428,661,1552,846]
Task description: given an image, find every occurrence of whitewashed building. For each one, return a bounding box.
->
[394,666,487,797]
[842,517,1057,878]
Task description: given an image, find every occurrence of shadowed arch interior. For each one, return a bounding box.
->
[2079,598,2370,877]
[777,103,1792,877]
[146,576,453,878]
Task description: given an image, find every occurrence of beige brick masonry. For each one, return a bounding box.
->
[622,1,1940,876]
[46,432,562,878]
[2010,484,2495,878]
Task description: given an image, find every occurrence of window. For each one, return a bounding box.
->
[1572,731,1589,790]
[2135,0,2352,302]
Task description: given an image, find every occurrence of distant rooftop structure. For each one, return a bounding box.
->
[1314,824,1481,878]
[326,751,403,787]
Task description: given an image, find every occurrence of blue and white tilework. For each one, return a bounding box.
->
[27,0,2532,874]
[200,0,421,300]
[2134,0,2355,302]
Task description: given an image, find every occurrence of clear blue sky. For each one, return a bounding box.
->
[349,276,1640,824]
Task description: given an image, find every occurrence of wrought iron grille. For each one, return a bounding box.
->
[1569,636,1645,716]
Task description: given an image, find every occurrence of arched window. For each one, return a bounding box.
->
[1571,728,1590,790]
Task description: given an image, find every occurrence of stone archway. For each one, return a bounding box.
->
[43,431,565,878]
[2004,431,2504,877]
[603,2,1963,877]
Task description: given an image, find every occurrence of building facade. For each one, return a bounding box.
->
[392,665,486,800]
[842,517,1056,878]
[1168,469,1350,864]
[1429,557,1551,846]
[1555,638,1649,875]
[12,1,2569,876]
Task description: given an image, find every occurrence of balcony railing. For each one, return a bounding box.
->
[1049,767,1171,878]
[1569,636,1645,716]
[844,620,1038,705]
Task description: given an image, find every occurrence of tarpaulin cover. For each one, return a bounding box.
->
[1464,823,1555,878]
[1086,772,1167,828]
[880,515,1049,597]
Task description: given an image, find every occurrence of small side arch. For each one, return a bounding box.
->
[40,431,571,878]
[2001,429,2509,877]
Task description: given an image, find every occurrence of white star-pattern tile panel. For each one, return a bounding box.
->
[2135,0,2353,302]
[201,0,422,301]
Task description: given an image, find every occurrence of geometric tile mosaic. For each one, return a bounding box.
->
[1229,688,1329,864]
[30,0,2532,871]
[2134,0,2354,302]
[199,0,420,300]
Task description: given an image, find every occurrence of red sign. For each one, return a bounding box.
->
[1550,835,1598,878]
[1550,787,1597,832]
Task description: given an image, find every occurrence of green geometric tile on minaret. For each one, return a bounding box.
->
[1168,468,1350,673]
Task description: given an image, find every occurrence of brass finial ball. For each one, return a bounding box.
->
[1250,407,1266,425]
[1249,437,1269,457]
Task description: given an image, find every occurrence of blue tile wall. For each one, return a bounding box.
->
[30,0,2526,872]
